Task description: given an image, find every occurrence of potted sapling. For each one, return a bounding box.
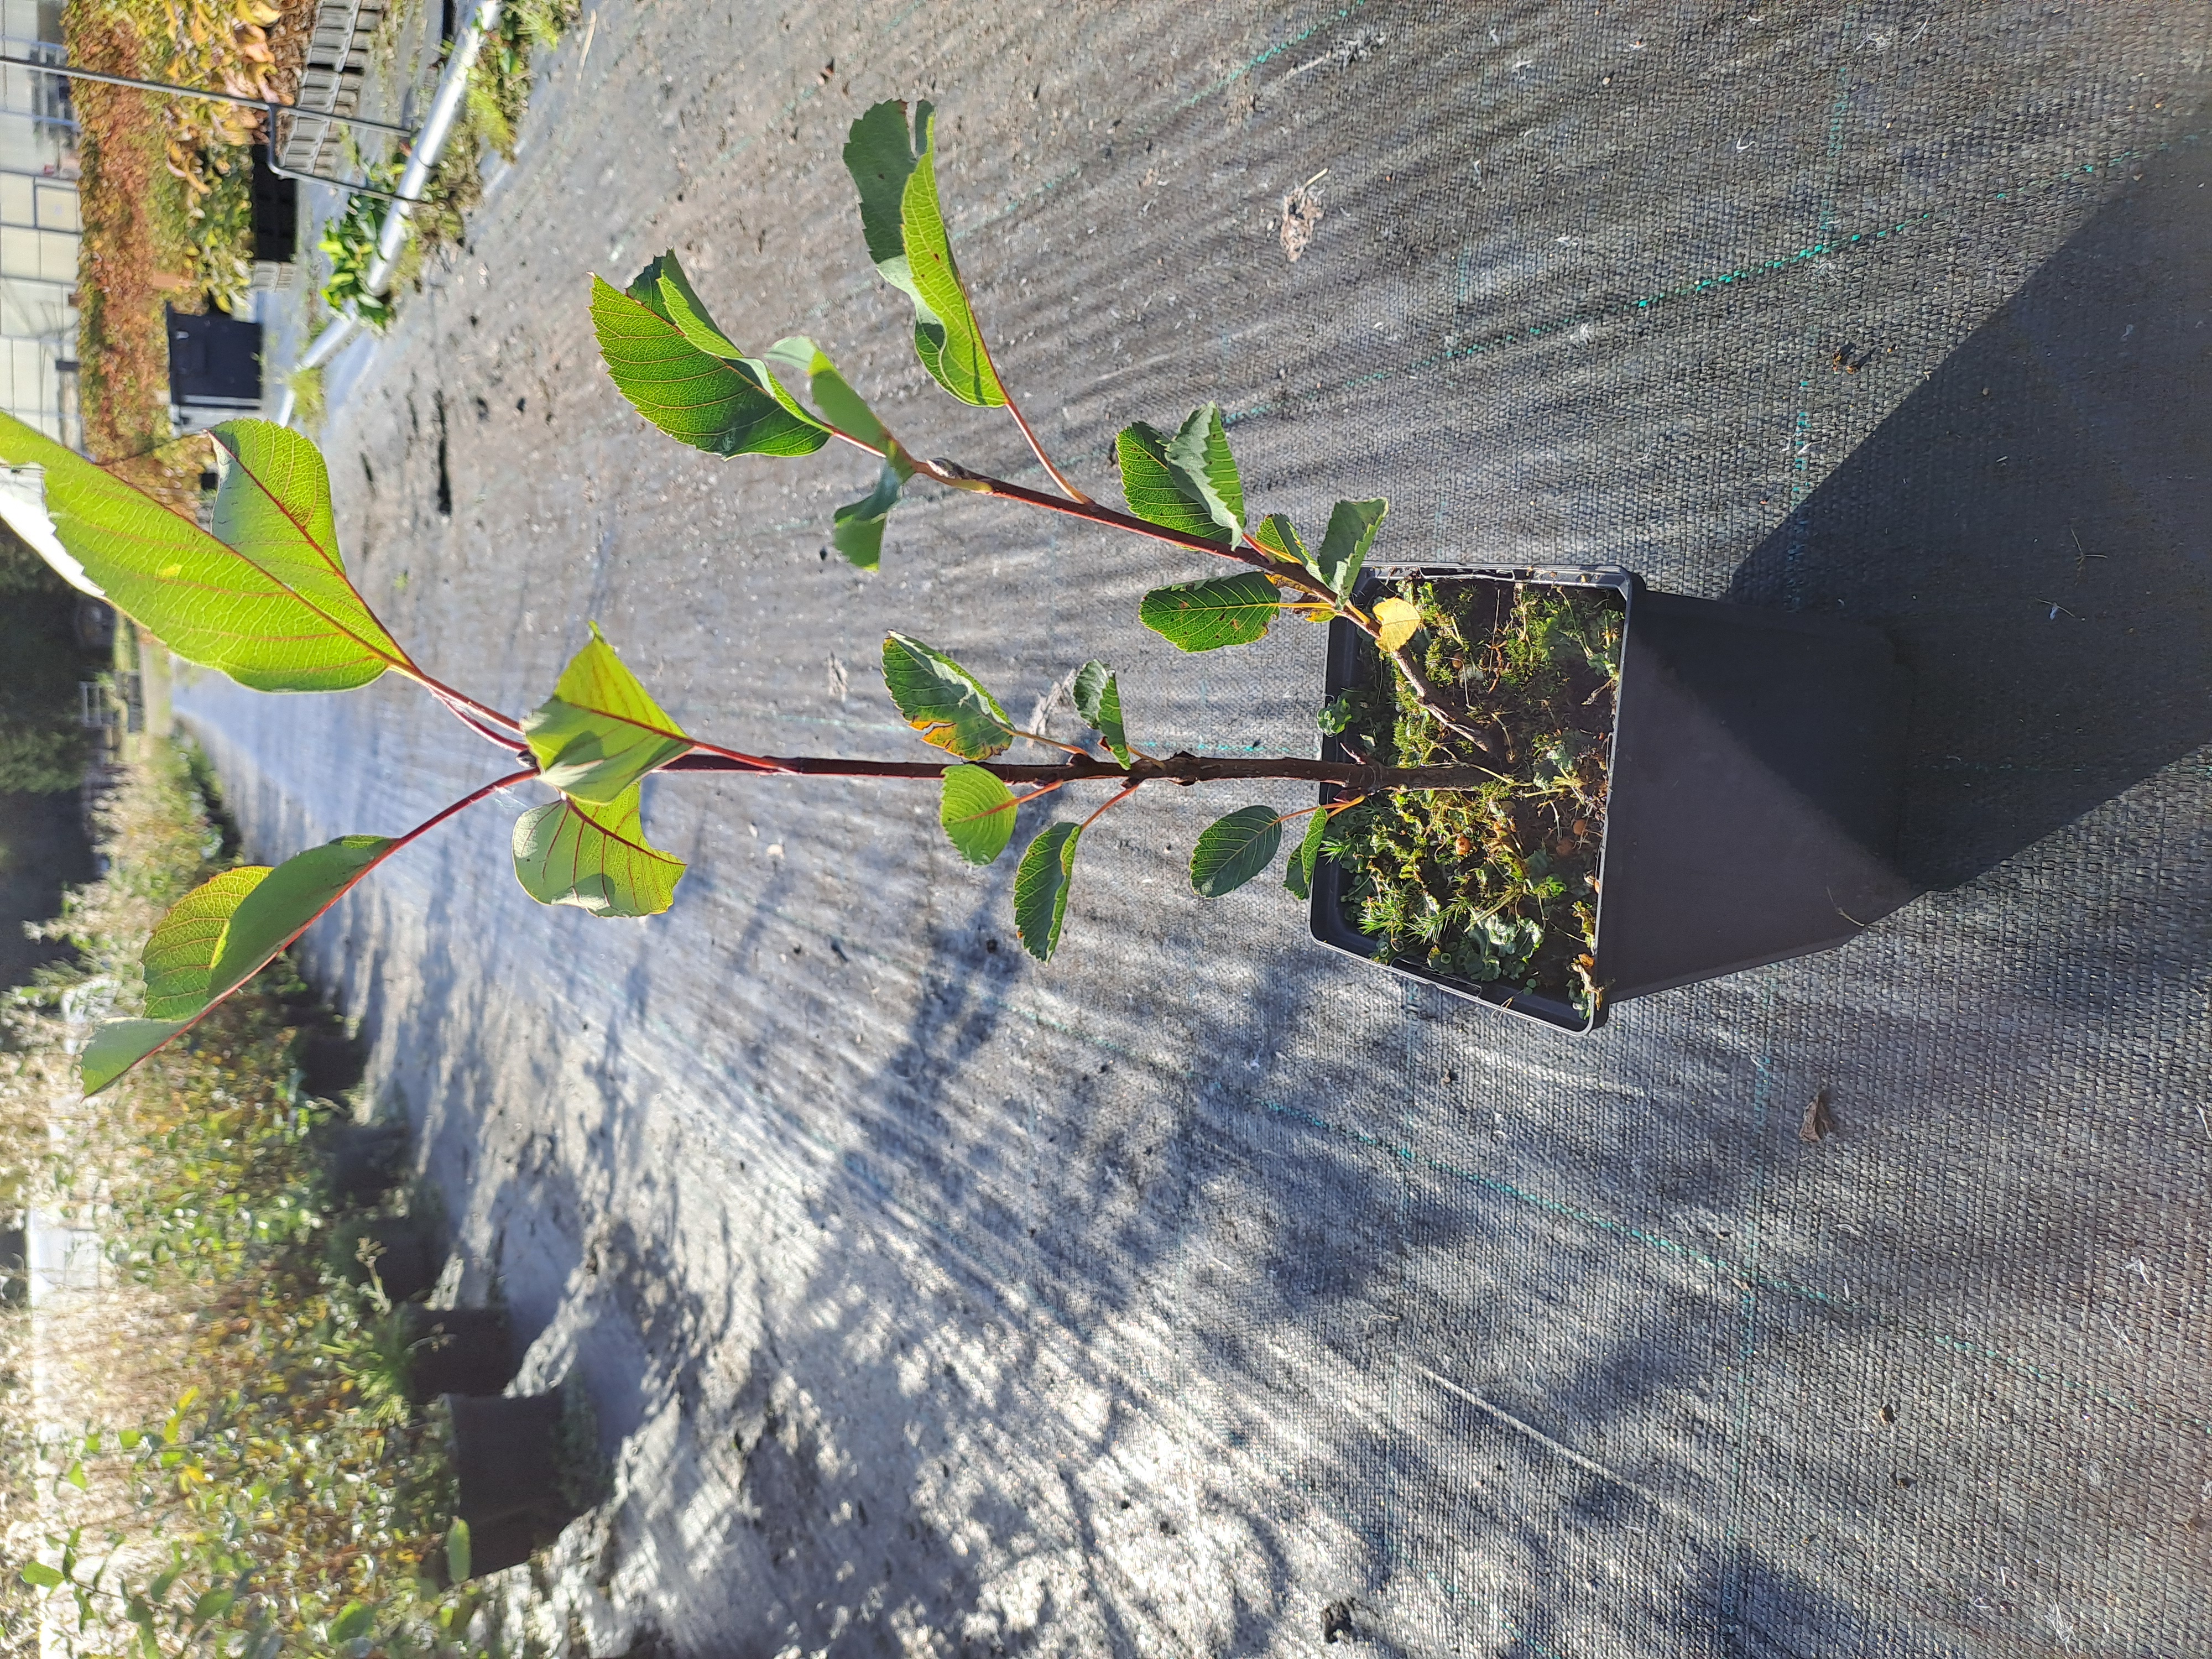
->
[0,99,1915,1058]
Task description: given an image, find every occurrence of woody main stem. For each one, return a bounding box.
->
[666,750,1498,792]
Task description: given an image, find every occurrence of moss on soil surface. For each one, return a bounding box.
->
[1324,576,1623,1014]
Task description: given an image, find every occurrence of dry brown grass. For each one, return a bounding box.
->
[62,3,191,462]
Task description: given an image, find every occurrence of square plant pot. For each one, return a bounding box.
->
[1309,567,1915,1032]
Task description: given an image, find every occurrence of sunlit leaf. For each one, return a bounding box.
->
[1138,572,1279,651]
[1374,594,1422,652]
[590,267,828,458]
[521,624,693,805]
[760,336,907,464]
[880,633,1014,759]
[512,785,685,917]
[1013,822,1081,961]
[1190,806,1284,898]
[1253,512,1306,566]
[19,1562,61,1589]
[1115,418,1230,545]
[939,765,1018,865]
[1071,661,1131,765]
[142,865,270,1018]
[1163,404,1244,538]
[845,101,1006,407]
[1285,806,1331,900]
[186,1587,233,1627]
[83,836,394,1095]
[1312,498,1388,599]
[445,1520,472,1585]
[0,413,411,693]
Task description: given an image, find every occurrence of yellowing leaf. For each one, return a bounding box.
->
[1374,596,1422,652]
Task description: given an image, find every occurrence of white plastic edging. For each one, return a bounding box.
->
[275,0,505,427]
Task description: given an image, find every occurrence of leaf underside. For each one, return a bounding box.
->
[1162,404,1244,538]
[1115,419,1232,545]
[591,269,828,458]
[1313,498,1389,599]
[831,462,905,570]
[939,764,1018,865]
[1190,806,1284,898]
[0,413,409,693]
[881,633,1015,759]
[1014,822,1082,960]
[1285,805,1331,900]
[522,624,693,805]
[84,836,395,1094]
[1138,572,1280,652]
[846,100,1006,408]
[1071,661,1131,766]
[512,785,685,917]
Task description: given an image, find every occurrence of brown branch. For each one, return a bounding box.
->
[665,749,1501,792]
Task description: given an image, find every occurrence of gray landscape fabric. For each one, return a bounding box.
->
[178,3,2212,1653]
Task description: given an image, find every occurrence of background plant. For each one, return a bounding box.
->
[3,750,485,1656]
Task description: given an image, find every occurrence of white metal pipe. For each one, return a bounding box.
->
[275,0,504,426]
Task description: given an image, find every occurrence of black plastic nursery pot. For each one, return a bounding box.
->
[1310,567,1914,1032]
[319,1120,408,1207]
[326,1213,439,1303]
[443,1392,579,1579]
[401,1306,515,1405]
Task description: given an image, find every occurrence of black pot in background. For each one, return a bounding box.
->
[401,1306,514,1404]
[321,1121,409,1208]
[1311,567,1914,1031]
[291,1025,366,1097]
[444,1392,579,1578]
[325,1213,437,1304]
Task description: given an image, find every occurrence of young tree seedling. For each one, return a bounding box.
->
[0,99,1536,1099]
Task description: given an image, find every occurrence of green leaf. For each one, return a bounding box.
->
[186,1586,233,1626]
[844,101,1006,407]
[19,1562,61,1589]
[0,413,411,693]
[1285,806,1331,900]
[445,1520,472,1585]
[1115,419,1230,545]
[84,836,393,1095]
[1253,512,1306,567]
[938,765,1018,866]
[1013,822,1081,961]
[880,633,1014,759]
[1191,806,1286,896]
[1312,498,1388,599]
[1070,662,1131,766]
[147,1567,180,1607]
[760,336,908,467]
[1162,404,1244,538]
[521,624,693,805]
[141,865,269,1018]
[512,786,685,917]
[590,268,830,458]
[327,1601,374,1641]
[1138,572,1280,651]
[62,1460,86,1491]
[830,462,905,570]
